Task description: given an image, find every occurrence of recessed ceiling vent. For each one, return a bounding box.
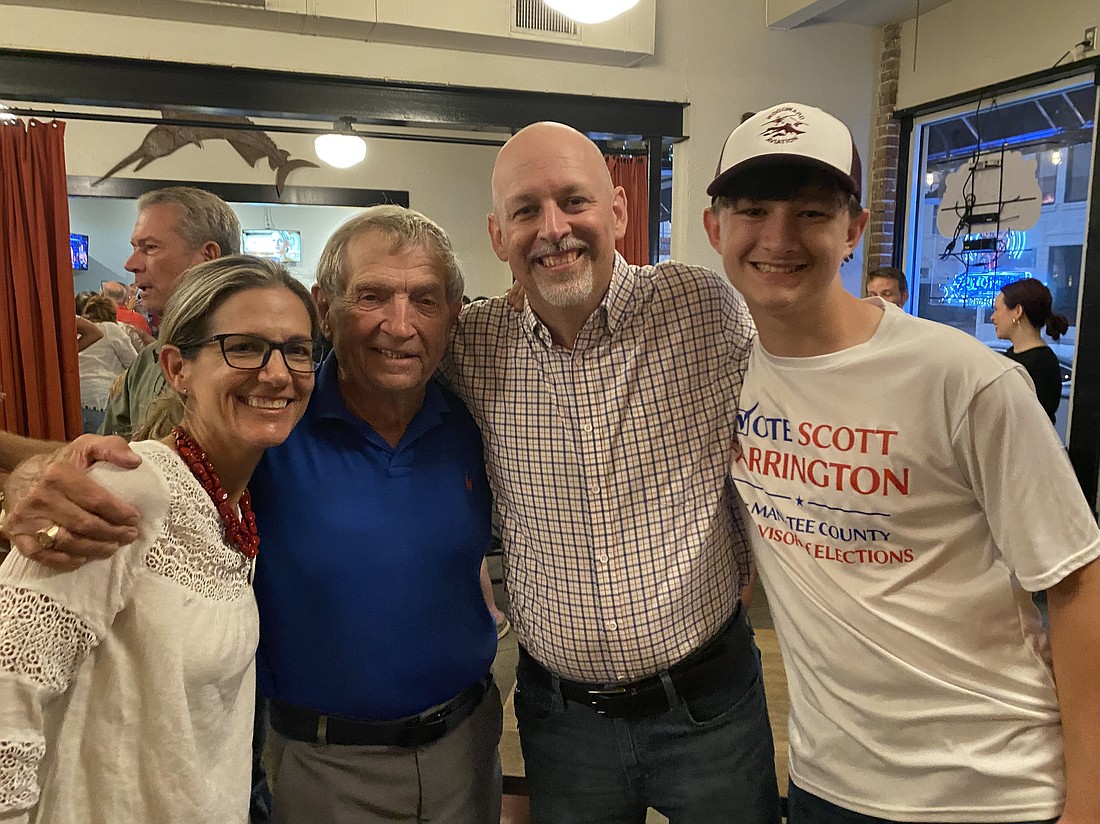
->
[513,0,580,38]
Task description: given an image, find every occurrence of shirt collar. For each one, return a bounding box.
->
[602,252,637,336]
[313,353,352,422]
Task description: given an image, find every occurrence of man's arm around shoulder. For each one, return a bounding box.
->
[0,431,62,474]
[1,436,142,569]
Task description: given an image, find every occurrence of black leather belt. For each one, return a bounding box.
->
[519,605,755,719]
[269,676,491,748]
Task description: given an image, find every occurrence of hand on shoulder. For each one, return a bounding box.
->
[1,435,142,569]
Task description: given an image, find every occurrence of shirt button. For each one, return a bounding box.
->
[582,422,593,433]
[588,482,600,494]
[606,620,618,631]
[595,553,609,564]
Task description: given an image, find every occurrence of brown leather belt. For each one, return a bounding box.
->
[519,605,755,719]
[269,676,491,747]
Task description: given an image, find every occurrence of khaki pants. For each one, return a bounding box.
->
[268,682,503,824]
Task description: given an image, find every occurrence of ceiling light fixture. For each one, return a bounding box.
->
[315,116,366,168]
[543,0,641,25]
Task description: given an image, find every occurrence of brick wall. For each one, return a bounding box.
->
[865,23,902,277]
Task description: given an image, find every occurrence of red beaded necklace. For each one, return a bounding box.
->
[172,426,260,560]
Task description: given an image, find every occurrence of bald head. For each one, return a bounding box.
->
[101,281,127,303]
[487,121,627,337]
[491,122,615,215]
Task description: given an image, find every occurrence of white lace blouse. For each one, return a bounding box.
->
[0,440,258,824]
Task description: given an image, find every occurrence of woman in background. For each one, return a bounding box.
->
[73,291,96,315]
[0,256,320,823]
[991,277,1069,425]
[76,295,139,433]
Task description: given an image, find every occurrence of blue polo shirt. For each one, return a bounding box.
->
[250,355,496,719]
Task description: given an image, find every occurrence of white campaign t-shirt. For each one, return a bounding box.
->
[732,301,1100,822]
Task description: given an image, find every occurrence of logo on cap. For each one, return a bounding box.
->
[760,106,806,145]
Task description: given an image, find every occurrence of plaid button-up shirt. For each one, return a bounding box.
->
[444,255,754,683]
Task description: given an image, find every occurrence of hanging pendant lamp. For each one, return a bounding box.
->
[543,0,641,25]
[315,116,367,169]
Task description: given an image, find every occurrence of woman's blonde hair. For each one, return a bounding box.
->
[133,255,319,440]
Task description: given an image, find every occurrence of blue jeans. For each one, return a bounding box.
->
[787,782,1059,824]
[514,618,781,824]
[81,406,105,434]
[250,688,273,823]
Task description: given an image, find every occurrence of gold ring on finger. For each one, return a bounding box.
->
[34,523,62,549]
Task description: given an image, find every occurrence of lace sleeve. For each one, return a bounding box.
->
[0,587,100,694]
[0,736,45,815]
[0,583,98,814]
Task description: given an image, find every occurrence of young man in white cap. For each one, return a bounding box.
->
[703,102,1100,824]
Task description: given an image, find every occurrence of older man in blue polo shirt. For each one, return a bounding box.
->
[250,206,501,823]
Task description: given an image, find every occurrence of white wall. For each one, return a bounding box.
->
[57,117,508,297]
[68,197,372,294]
[896,0,1099,109]
[68,197,138,295]
[0,1,876,284]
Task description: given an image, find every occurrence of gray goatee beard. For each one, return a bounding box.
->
[536,266,594,307]
[530,243,593,308]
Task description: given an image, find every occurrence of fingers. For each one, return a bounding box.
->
[504,281,526,313]
[11,523,126,560]
[4,460,139,560]
[8,532,89,570]
[64,434,141,471]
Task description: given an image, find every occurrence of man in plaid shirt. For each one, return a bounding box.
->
[443,121,780,824]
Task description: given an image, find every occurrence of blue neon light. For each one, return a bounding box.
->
[940,270,1038,307]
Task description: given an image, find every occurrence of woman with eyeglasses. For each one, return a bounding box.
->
[990,277,1069,425]
[0,255,320,823]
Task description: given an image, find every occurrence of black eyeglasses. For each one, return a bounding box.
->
[183,333,323,373]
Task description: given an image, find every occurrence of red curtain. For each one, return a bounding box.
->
[0,119,80,440]
[605,154,649,266]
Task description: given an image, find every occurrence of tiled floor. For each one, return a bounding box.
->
[490,561,790,824]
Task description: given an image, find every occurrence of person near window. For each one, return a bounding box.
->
[991,278,1069,424]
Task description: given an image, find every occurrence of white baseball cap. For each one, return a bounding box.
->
[707,102,862,201]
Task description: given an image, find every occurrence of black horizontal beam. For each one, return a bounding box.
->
[0,49,686,139]
[67,176,409,208]
[11,107,508,147]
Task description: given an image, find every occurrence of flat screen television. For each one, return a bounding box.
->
[241,229,302,264]
[70,233,89,271]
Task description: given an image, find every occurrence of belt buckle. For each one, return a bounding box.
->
[585,685,628,715]
[416,706,449,726]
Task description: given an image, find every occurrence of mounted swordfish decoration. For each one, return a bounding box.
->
[95,109,319,196]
